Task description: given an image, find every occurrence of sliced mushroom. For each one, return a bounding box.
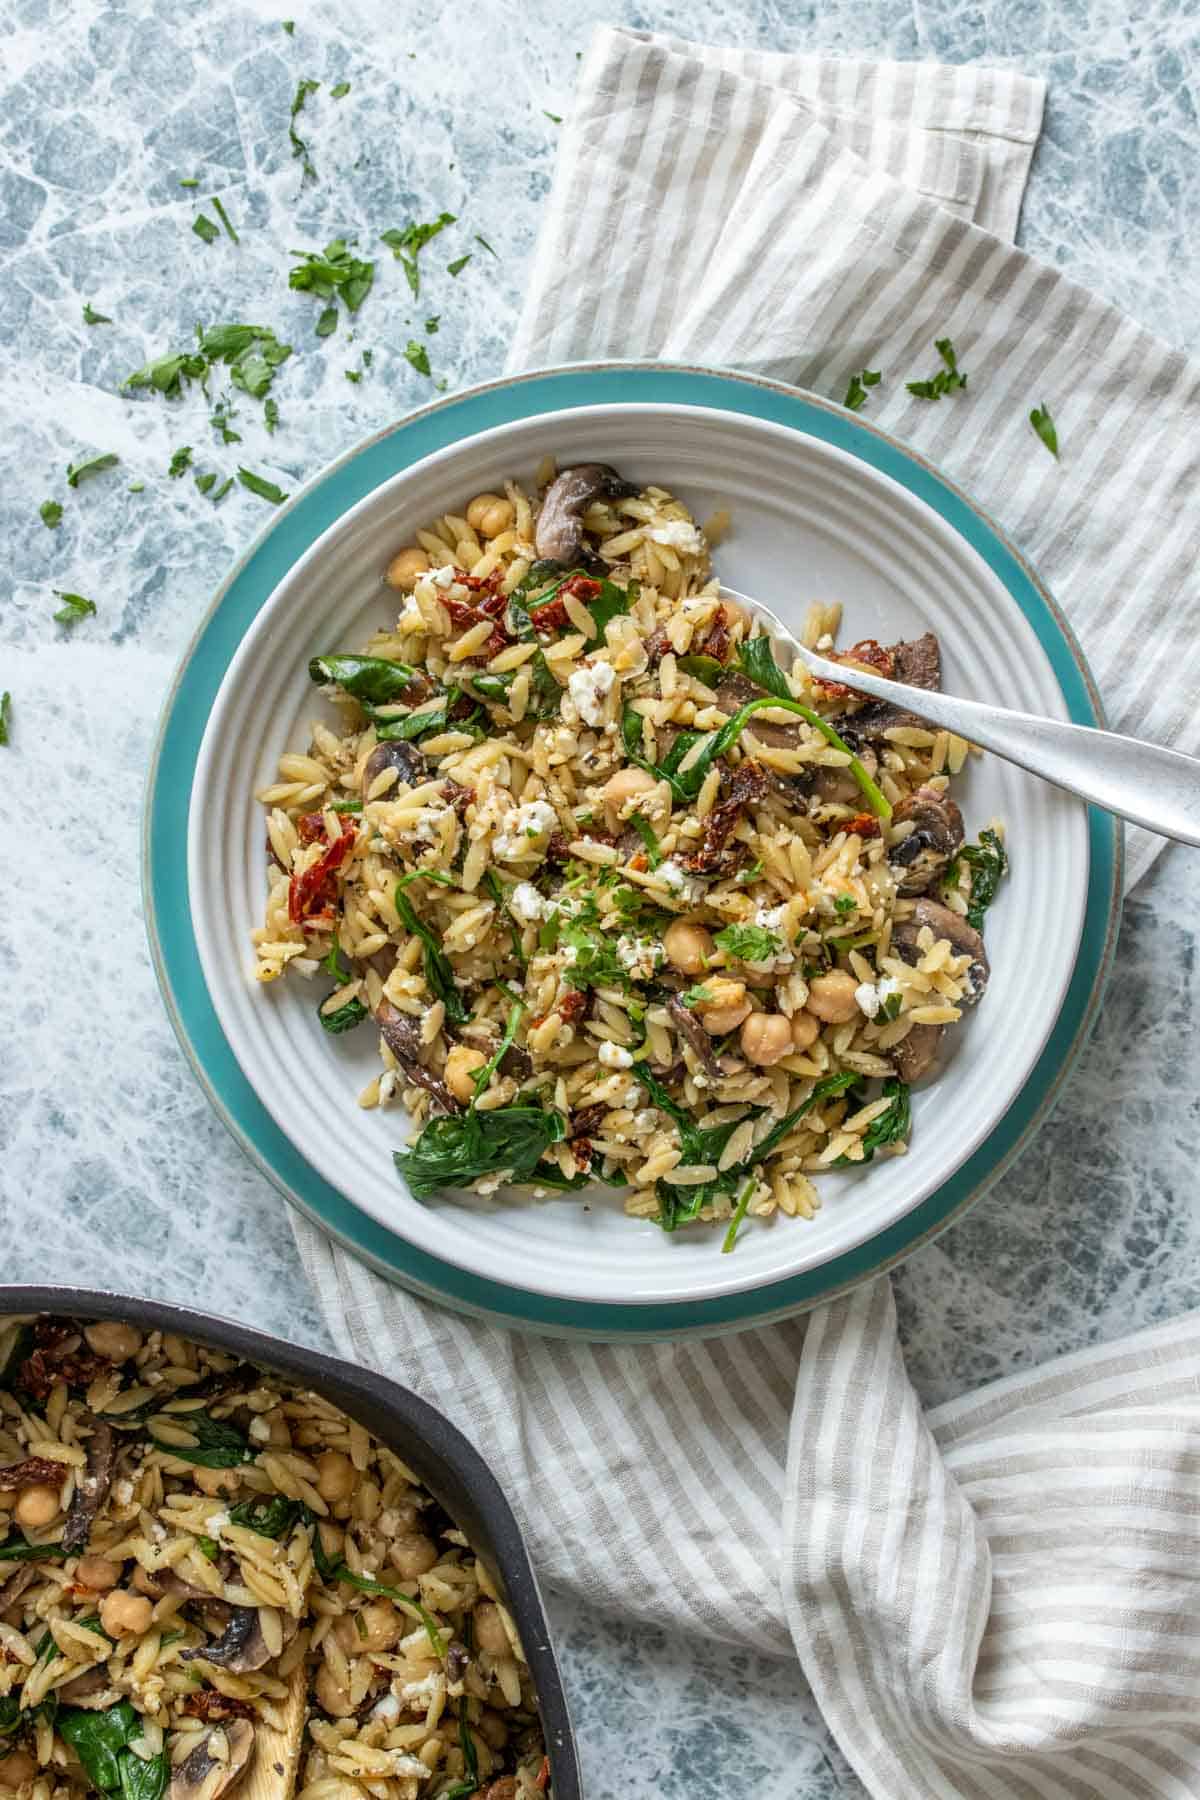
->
[361,739,428,801]
[892,898,989,1004]
[377,1000,461,1114]
[809,746,880,808]
[840,631,943,744]
[713,672,802,748]
[58,1664,114,1707]
[888,786,965,895]
[167,1719,255,1800]
[892,1022,943,1083]
[180,1606,272,1675]
[666,995,722,1083]
[62,1420,116,1555]
[534,464,639,563]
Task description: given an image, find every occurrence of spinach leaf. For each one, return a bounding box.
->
[629,812,661,869]
[483,872,528,968]
[393,873,468,1025]
[119,1748,169,1800]
[735,635,792,700]
[958,828,1008,931]
[831,1079,911,1166]
[727,639,892,818]
[677,653,726,686]
[0,1697,20,1736]
[329,1563,447,1655]
[309,654,418,704]
[395,1107,568,1200]
[504,581,563,718]
[227,1494,304,1539]
[148,1411,251,1469]
[582,576,636,649]
[58,1701,142,1792]
[619,705,693,805]
[318,994,368,1034]
[470,999,524,1101]
[465,670,513,704]
[371,688,485,744]
[0,1535,63,1563]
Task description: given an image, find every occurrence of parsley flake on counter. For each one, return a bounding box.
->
[281,19,294,32]
[128,481,145,493]
[1030,401,1058,457]
[907,337,967,400]
[65,452,119,488]
[168,446,193,478]
[264,397,279,434]
[52,591,96,627]
[194,471,217,495]
[289,77,320,180]
[447,254,471,277]
[211,399,241,443]
[474,233,497,257]
[211,196,239,244]
[330,81,350,99]
[424,315,439,333]
[192,213,219,243]
[380,213,455,300]
[543,110,563,123]
[843,368,881,412]
[211,477,234,502]
[82,302,111,325]
[203,323,293,399]
[403,340,432,377]
[0,692,9,744]
[178,177,199,188]
[344,368,361,383]
[237,466,288,505]
[289,239,374,324]
[40,500,62,529]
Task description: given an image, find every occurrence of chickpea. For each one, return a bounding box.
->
[600,765,657,826]
[389,1532,438,1580]
[0,1749,37,1789]
[465,493,515,539]
[315,1450,356,1505]
[334,1599,400,1655]
[739,1013,793,1067]
[385,545,431,592]
[75,1556,122,1592]
[477,1710,509,1751]
[472,1601,510,1657]
[315,1660,357,1718]
[15,1484,60,1530]
[99,1589,153,1638]
[805,970,860,1024]
[444,1044,487,1105]
[663,919,715,977]
[84,1320,143,1363]
[790,1012,821,1052]
[693,977,751,1037]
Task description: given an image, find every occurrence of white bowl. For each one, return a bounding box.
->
[189,403,1087,1309]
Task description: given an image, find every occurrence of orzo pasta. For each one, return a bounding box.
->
[0,1316,547,1800]
[250,462,1007,1245]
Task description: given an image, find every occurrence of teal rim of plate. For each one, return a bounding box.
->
[143,361,1122,1339]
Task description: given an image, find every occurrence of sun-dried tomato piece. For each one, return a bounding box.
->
[0,1456,68,1491]
[558,990,587,1025]
[847,812,882,839]
[182,1691,256,1723]
[18,1322,111,1401]
[296,813,328,846]
[697,605,732,666]
[560,574,603,602]
[814,638,896,698]
[528,594,567,633]
[681,759,770,875]
[288,819,356,925]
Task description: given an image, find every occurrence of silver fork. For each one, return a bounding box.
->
[720,586,1200,847]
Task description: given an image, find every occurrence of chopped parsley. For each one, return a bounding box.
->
[82,302,111,324]
[65,452,119,488]
[543,110,563,123]
[40,500,62,529]
[344,367,361,383]
[125,324,291,408]
[474,233,497,256]
[425,315,440,333]
[211,400,241,444]
[168,446,193,479]
[289,76,320,179]
[192,213,219,243]
[194,471,217,495]
[404,339,432,377]
[128,481,145,493]
[289,239,374,323]
[210,477,234,502]
[833,894,857,917]
[281,18,294,32]
[1030,402,1058,457]
[178,177,199,188]
[330,81,351,99]
[843,368,881,412]
[907,337,967,400]
[681,984,714,1008]
[211,196,239,244]
[380,213,456,299]
[713,922,781,962]
[52,591,96,627]
[264,397,279,433]
[237,467,288,505]
[0,693,10,745]
[447,254,471,277]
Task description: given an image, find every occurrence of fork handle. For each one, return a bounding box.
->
[802,650,1200,848]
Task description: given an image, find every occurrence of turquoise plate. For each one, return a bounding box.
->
[143,363,1122,1338]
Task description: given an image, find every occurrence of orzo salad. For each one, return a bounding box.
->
[251,461,1007,1246]
[0,1315,548,1800]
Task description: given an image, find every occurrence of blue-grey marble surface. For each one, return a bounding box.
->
[2,4,1198,1796]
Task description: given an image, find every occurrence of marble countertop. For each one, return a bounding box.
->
[3,3,1198,1796]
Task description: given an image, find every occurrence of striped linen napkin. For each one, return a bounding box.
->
[294,30,1200,1797]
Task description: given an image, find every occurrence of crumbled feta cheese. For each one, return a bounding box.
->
[425,564,458,589]
[509,882,546,923]
[658,859,687,891]
[598,1040,634,1070]
[398,1673,445,1705]
[397,597,426,633]
[616,935,663,979]
[854,982,881,1020]
[206,1510,231,1533]
[568,661,616,727]
[494,799,558,860]
[756,905,787,932]
[248,1416,271,1443]
[371,1693,401,1724]
[648,519,705,555]
[878,977,900,1002]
